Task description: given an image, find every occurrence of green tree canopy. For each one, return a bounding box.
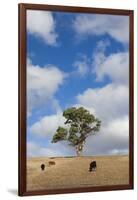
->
[51,107,101,156]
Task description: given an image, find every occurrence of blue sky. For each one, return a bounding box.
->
[27,10,129,157]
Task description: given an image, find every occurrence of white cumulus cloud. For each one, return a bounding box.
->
[29,113,66,137]
[73,55,89,77]
[73,14,129,43]
[27,10,58,45]
[84,116,129,155]
[27,59,66,116]
[27,141,74,157]
[77,83,129,123]
[93,51,129,84]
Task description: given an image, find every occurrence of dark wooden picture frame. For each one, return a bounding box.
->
[18,3,134,196]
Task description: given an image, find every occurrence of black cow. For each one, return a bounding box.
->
[89,161,97,172]
[41,164,45,171]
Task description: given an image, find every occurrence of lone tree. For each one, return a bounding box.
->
[51,107,101,156]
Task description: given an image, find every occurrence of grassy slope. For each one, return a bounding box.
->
[27,155,129,191]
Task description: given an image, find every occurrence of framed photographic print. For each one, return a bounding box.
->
[18,3,134,196]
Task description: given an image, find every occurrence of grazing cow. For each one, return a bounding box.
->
[89,161,97,172]
[41,164,45,171]
[49,161,56,166]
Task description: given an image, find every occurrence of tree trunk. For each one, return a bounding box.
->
[76,143,84,157]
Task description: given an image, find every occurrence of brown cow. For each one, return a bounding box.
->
[49,161,56,166]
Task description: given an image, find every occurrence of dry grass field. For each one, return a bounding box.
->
[27,155,129,191]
